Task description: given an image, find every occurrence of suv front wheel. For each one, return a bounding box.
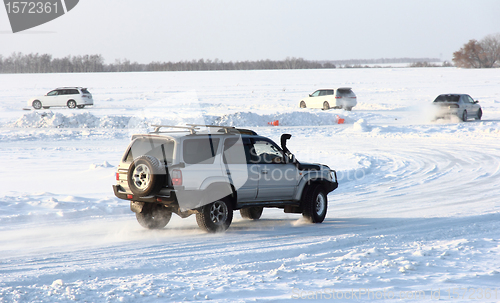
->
[67,100,77,109]
[240,207,263,220]
[302,185,327,223]
[196,199,233,233]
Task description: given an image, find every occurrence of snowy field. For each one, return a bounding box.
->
[1,67,500,302]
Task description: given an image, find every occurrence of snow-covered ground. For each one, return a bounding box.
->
[1,67,500,302]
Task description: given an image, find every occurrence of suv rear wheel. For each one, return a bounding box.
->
[240,206,263,220]
[196,199,233,233]
[302,184,327,223]
[136,204,172,229]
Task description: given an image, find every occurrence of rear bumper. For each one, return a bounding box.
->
[434,108,459,119]
[81,99,94,105]
[336,97,357,108]
[112,184,177,204]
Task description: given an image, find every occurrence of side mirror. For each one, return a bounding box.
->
[309,94,312,97]
[475,100,479,104]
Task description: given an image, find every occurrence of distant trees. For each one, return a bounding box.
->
[0,54,330,73]
[453,33,500,68]
[0,53,105,73]
[0,53,449,74]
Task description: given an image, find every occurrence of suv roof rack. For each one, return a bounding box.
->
[149,124,258,135]
[150,125,199,134]
[186,124,258,135]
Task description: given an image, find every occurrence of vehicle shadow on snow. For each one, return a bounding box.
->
[227,217,370,235]
[226,213,499,238]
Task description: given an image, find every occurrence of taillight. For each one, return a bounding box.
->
[82,94,89,98]
[116,172,120,181]
[335,96,341,99]
[171,169,182,186]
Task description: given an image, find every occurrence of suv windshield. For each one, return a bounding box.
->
[125,138,175,164]
[434,95,460,102]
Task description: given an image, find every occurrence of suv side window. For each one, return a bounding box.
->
[223,137,249,164]
[250,139,285,164]
[311,90,320,97]
[69,89,79,95]
[183,137,220,164]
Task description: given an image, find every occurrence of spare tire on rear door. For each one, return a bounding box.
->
[127,155,166,196]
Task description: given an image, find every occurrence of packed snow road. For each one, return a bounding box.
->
[0,68,499,302]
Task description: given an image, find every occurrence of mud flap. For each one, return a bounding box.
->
[284,205,302,213]
[130,201,146,213]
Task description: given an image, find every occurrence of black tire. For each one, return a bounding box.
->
[345,106,352,111]
[300,101,306,108]
[32,100,42,110]
[476,108,482,120]
[77,105,85,109]
[240,206,263,220]
[43,106,50,109]
[127,155,166,196]
[135,204,172,229]
[322,101,330,110]
[67,100,77,109]
[462,110,467,122]
[196,199,233,233]
[302,184,328,223]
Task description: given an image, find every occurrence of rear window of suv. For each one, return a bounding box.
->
[125,138,175,164]
[183,137,220,164]
[81,88,90,94]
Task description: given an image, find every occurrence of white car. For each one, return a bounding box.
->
[432,94,482,121]
[299,88,357,111]
[28,87,93,109]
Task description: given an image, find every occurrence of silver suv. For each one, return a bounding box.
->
[113,125,338,233]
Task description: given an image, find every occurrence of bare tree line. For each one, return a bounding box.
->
[0,53,448,74]
[0,53,106,73]
[453,33,500,68]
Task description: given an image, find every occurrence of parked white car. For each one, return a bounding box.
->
[299,88,357,111]
[28,87,93,109]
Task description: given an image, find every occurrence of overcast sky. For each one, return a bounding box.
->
[1,0,499,63]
